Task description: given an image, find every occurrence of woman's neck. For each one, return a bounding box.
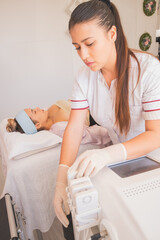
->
[101,68,117,84]
[47,104,63,127]
[101,45,117,87]
[43,118,54,130]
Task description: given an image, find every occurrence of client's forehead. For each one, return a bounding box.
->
[24,108,31,116]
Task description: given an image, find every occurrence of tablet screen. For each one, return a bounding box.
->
[109,156,160,178]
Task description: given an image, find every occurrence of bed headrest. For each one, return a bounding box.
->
[0,118,62,160]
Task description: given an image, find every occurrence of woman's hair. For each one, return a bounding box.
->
[6,119,24,133]
[69,0,140,134]
[6,114,39,133]
[6,115,40,134]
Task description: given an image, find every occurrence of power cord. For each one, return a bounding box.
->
[88,230,108,240]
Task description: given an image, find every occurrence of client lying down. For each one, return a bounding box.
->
[6,99,111,147]
[6,100,90,134]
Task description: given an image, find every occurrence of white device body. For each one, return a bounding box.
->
[91,148,160,240]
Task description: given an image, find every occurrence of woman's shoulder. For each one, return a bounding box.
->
[55,100,71,112]
[48,104,59,114]
[130,49,159,71]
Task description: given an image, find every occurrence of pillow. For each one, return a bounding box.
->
[0,118,62,160]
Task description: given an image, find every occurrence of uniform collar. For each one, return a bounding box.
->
[98,70,117,88]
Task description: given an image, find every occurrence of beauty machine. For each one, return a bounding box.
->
[68,148,160,240]
[97,148,160,240]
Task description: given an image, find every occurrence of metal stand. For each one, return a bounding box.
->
[156,37,160,60]
[35,230,43,240]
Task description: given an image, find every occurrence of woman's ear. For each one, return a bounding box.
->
[109,25,117,42]
[35,122,41,130]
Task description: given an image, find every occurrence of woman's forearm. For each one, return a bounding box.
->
[59,109,88,166]
[59,123,84,166]
[123,130,160,160]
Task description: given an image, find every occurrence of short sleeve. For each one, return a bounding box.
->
[71,67,89,110]
[142,59,160,120]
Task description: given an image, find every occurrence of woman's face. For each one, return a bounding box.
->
[25,107,48,129]
[70,19,117,72]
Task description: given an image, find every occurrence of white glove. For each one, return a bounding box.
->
[69,143,127,178]
[53,164,70,228]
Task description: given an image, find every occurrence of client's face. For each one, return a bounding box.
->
[25,107,48,127]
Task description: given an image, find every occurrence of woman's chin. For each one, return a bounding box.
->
[88,65,99,72]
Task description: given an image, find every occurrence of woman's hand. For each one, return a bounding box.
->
[53,165,70,228]
[69,143,127,178]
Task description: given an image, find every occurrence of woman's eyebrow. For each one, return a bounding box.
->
[72,37,93,45]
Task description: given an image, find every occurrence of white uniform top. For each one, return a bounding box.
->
[71,52,160,144]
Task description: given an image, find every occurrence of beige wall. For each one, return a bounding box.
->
[0,0,159,121]
[113,0,158,54]
[0,0,74,121]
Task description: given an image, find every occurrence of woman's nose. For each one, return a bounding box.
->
[79,47,89,61]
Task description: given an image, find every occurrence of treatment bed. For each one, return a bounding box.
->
[0,118,109,240]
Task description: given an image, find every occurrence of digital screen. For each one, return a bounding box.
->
[109,156,160,178]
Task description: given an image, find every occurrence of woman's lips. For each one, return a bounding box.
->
[85,61,95,67]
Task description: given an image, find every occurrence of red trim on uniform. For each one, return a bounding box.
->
[71,100,87,102]
[144,108,160,112]
[71,107,89,110]
[142,99,160,104]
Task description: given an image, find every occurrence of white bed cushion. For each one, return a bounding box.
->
[0,118,62,160]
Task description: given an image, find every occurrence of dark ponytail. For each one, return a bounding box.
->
[110,2,140,134]
[69,0,140,134]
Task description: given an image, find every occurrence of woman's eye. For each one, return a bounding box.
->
[75,47,80,50]
[87,42,94,47]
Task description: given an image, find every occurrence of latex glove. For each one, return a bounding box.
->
[53,164,70,228]
[69,143,127,178]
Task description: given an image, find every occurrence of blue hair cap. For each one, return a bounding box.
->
[15,110,38,134]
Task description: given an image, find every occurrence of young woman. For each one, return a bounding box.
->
[6,99,90,134]
[54,0,160,228]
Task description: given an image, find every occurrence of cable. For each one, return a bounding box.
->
[88,230,108,240]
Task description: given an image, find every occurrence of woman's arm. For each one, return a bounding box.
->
[69,119,160,178]
[123,119,160,159]
[60,108,88,166]
[53,108,88,228]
